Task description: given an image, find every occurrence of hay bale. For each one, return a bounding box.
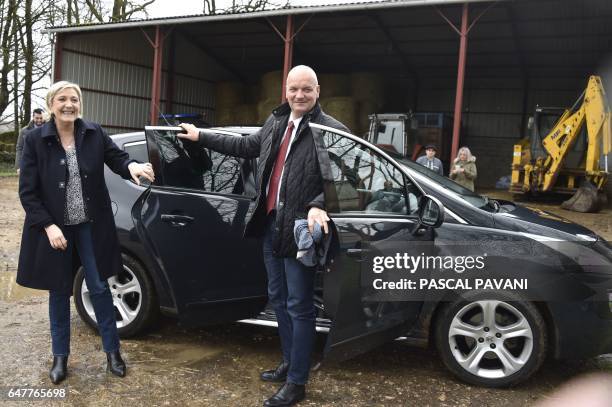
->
[215,108,234,126]
[215,82,242,108]
[261,71,283,100]
[249,83,262,101]
[320,97,357,134]
[318,73,350,98]
[356,100,380,137]
[350,72,384,109]
[235,104,258,125]
[257,98,279,124]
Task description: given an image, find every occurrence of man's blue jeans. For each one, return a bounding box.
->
[263,216,316,385]
[49,222,120,356]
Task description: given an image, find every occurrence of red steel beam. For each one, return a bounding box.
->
[165,32,176,115]
[149,26,164,125]
[450,3,469,162]
[281,15,294,103]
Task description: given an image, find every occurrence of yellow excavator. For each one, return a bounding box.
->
[510,75,612,212]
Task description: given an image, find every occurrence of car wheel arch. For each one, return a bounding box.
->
[118,243,177,312]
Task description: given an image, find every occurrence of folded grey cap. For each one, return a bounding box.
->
[294,220,323,267]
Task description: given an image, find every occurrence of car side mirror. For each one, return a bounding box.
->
[418,195,445,228]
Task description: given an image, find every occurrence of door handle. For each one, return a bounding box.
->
[161,214,194,227]
[414,227,427,236]
[346,248,363,258]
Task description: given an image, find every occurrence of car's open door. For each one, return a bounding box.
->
[138,126,267,326]
[312,124,434,362]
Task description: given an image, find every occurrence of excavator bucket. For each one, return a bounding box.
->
[561,181,607,212]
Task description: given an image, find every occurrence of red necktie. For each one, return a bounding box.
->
[267,120,294,214]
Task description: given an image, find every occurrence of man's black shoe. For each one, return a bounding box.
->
[49,355,68,385]
[106,350,126,377]
[263,382,305,407]
[260,361,289,382]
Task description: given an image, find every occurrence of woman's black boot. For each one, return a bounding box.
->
[49,356,68,384]
[106,350,126,377]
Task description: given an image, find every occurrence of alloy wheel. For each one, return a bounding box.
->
[81,265,143,328]
[448,300,534,379]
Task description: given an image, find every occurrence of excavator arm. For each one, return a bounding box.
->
[511,76,612,212]
[541,76,611,190]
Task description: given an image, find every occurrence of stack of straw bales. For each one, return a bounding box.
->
[318,72,386,135]
[257,71,283,124]
[214,81,258,126]
[214,71,386,132]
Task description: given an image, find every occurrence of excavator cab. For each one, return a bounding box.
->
[528,107,588,169]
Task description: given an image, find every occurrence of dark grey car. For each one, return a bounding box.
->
[73,124,612,388]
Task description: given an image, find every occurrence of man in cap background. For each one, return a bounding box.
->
[416,144,444,175]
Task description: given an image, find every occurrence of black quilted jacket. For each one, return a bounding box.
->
[198,101,348,257]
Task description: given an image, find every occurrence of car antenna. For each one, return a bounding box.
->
[151,99,174,127]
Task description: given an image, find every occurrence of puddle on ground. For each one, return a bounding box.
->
[132,341,224,370]
[0,272,46,301]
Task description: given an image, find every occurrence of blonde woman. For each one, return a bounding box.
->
[450,146,477,191]
[17,81,154,384]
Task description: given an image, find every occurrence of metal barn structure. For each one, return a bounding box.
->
[48,0,612,187]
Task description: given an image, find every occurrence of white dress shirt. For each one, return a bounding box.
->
[266,115,304,208]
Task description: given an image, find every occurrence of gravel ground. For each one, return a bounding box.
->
[0,176,611,406]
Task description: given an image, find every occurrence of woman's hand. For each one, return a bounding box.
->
[45,224,68,250]
[128,162,155,185]
[177,123,199,142]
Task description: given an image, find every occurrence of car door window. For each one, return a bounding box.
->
[123,140,149,163]
[321,130,421,215]
[147,128,252,196]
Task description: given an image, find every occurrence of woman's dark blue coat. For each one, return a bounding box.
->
[17,119,134,293]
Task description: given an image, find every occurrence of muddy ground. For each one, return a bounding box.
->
[0,176,611,406]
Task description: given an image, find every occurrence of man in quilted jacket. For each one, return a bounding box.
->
[178,65,348,407]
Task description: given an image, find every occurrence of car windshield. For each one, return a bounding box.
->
[392,154,499,212]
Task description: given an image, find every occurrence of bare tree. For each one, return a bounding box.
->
[0,0,18,119]
[0,0,159,127]
[203,0,289,15]
[111,0,156,22]
[72,0,157,23]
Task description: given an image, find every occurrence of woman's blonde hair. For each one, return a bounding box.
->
[455,146,473,161]
[45,81,83,120]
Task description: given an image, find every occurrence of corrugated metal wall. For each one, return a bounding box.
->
[60,30,232,133]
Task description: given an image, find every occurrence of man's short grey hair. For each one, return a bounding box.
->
[287,65,319,85]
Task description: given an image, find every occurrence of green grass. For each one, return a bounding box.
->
[0,160,17,177]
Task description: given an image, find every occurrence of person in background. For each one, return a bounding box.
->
[15,108,45,174]
[17,81,154,385]
[450,146,477,191]
[415,144,444,175]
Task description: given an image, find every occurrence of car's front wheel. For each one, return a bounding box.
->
[435,291,547,387]
[74,253,159,338]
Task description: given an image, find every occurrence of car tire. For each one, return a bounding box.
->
[74,253,159,338]
[434,290,547,387]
